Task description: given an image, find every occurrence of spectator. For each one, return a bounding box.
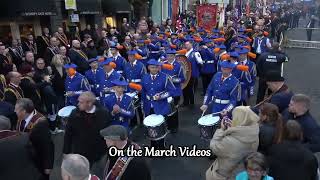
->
[68,40,90,74]
[61,154,100,180]
[51,54,67,110]
[258,103,283,155]
[15,98,54,180]
[9,39,24,68]
[283,94,320,152]
[3,71,24,105]
[59,46,71,64]
[206,106,259,180]
[86,39,98,59]
[63,91,112,165]
[20,51,35,70]
[236,152,274,180]
[268,120,318,180]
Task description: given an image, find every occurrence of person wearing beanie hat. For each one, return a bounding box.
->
[103,79,134,132]
[98,58,121,102]
[263,71,293,113]
[85,57,105,97]
[200,60,240,115]
[19,64,44,113]
[91,125,151,180]
[64,63,91,106]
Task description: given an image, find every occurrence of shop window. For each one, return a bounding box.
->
[106,17,116,28]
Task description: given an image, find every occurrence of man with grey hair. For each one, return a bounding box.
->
[14,98,54,180]
[0,115,42,180]
[283,94,320,152]
[61,154,100,180]
[63,91,112,165]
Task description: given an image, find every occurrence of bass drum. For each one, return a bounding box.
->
[176,54,192,89]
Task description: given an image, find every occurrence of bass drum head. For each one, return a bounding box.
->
[143,114,165,127]
[176,55,191,89]
[198,114,220,126]
[58,106,76,118]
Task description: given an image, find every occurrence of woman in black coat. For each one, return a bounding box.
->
[258,103,284,155]
[51,54,66,110]
[268,120,318,180]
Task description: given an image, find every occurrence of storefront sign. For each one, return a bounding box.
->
[21,12,56,16]
[65,0,77,10]
[70,14,80,22]
[197,4,218,30]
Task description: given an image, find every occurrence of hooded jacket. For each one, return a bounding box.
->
[206,106,259,180]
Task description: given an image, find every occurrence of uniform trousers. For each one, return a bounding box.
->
[149,108,166,150]
[183,77,198,105]
[166,96,180,131]
[201,73,214,95]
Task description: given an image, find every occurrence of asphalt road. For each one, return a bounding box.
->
[50,33,320,180]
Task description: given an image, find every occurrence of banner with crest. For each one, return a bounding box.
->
[196,4,218,30]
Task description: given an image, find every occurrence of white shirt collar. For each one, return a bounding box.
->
[116,94,123,100]
[107,69,114,77]
[168,60,175,65]
[186,48,194,57]
[130,60,137,65]
[150,73,158,78]
[86,105,96,114]
[24,111,36,128]
[113,53,120,59]
[240,59,248,65]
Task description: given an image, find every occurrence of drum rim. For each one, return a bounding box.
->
[143,114,165,127]
[198,115,220,126]
[58,106,76,117]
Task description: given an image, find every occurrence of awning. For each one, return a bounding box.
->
[17,0,57,16]
[76,0,103,15]
[102,0,131,15]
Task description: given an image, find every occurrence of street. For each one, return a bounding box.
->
[50,33,320,180]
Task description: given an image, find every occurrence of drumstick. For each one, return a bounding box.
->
[201,109,206,117]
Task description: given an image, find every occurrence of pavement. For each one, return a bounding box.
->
[50,31,320,180]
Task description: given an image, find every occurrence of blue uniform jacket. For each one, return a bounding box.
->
[204,72,240,113]
[123,60,146,92]
[113,55,127,75]
[200,47,217,74]
[98,70,121,99]
[104,93,134,130]
[141,72,176,116]
[136,46,149,66]
[65,72,91,106]
[161,60,185,97]
[85,67,104,97]
[233,60,256,101]
[186,50,202,78]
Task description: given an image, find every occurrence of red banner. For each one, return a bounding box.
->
[172,0,179,24]
[197,4,218,30]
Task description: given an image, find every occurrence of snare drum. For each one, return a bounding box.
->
[126,92,140,109]
[143,114,167,140]
[198,115,220,140]
[58,106,76,129]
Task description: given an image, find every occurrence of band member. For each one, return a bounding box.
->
[22,34,37,56]
[141,59,175,149]
[215,44,227,71]
[56,27,70,48]
[123,50,146,90]
[15,98,54,180]
[44,37,59,65]
[9,39,24,68]
[200,60,240,115]
[103,79,135,132]
[37,27,51,58]
[68,40,90,74]
[199,39,217,96]
[19,64,44,113]
[183,41,203,106]
[4,72,24,105]
[161,49,185,133]
[64,64,91,106]
[110,45,126,75]
[225,20,237,50]
[92,125,151,180]
[135,40,149,66]
[85,57,104,97]
[0,115,42,180]
[234,48,257,105]
[98,58,121,101]
[121,36,133,59]
[252,29,272,57]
